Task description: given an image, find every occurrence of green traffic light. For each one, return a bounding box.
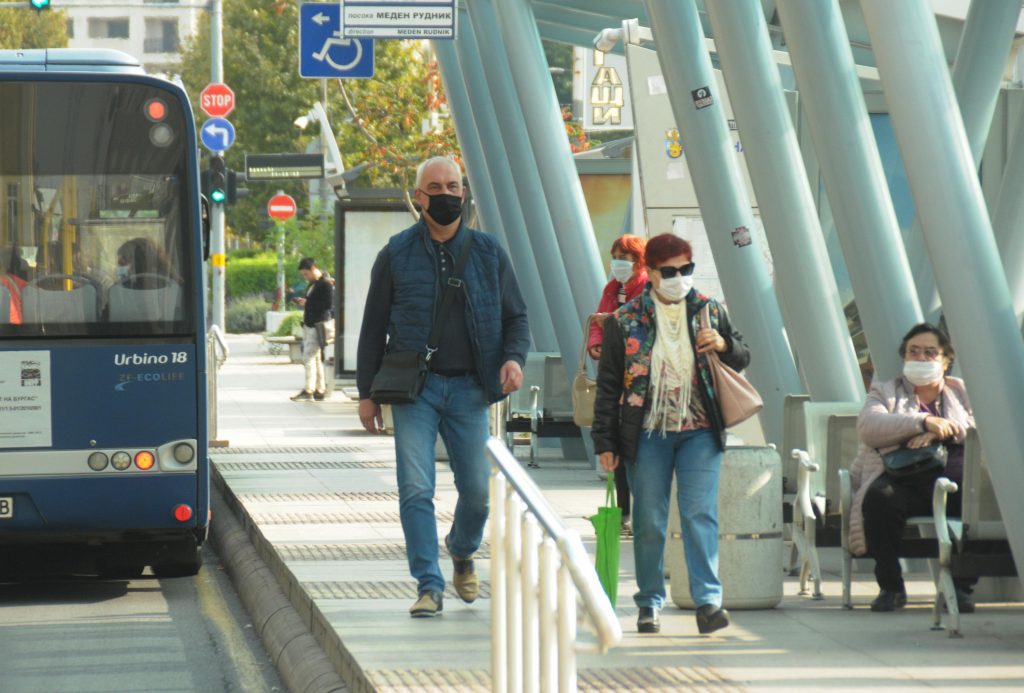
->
[30,0,50,10]
[210,188,226,204]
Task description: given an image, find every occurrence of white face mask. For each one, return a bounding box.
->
[655,275,693,302]
[116,265,130,281]
[903,359,944,386]
[610,259,633,283]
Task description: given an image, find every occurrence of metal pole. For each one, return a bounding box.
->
[521,515,540,693]
[861,0,1024,591]
[319,78,331,221]
[900,0,1022,320]
[490,0,607,326]
[209,0,225,330]
[704,0,864,402]
[505,495,523,693]
[434,38,558,351]
[994,106,1024,323]
[275,217,286,311]
[489,473,507,693]
[538,537,558,693]
[639,0,803,445]
[464,1,585,385]
[774,0,923,381]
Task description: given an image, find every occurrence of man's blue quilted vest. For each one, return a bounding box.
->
[386,220,506,402]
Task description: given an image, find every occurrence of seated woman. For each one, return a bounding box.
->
[849,323,975,612]
[115,237,179,289]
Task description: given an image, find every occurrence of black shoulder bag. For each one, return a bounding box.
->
[369,232,473,404]
[880,395,948,479]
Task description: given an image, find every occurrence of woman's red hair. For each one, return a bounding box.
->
[644,233,692,268]
[611,234,646,268]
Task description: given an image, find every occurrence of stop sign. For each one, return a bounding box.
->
[267,193,297,221]
[200,83,235,118]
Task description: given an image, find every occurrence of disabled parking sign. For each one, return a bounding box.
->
[299,3,375,79]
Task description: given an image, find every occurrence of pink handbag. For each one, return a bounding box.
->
[700,305,762,428]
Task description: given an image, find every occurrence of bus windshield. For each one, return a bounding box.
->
[0,80,194,337]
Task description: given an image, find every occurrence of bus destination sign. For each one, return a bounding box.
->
[245,153,325,181]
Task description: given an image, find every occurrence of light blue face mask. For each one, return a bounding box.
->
[116,265,130,281]
[610,259,633,283]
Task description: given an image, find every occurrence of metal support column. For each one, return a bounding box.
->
[775,0,922,381]
[994,102,1024,323]
[640,0,803,446]
[209,0,225,329]
[862,0,1024,589]
[434,39,558,352]
[490,0,608,324]
[900,0,1022,320]
[463,1,583,387]
[705,0,864,402]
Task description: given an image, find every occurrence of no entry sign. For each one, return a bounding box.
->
[267,193,297,221]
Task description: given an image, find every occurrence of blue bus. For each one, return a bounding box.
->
[0,49,209,577]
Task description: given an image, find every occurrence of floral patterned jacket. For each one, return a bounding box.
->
[591,284,750,464]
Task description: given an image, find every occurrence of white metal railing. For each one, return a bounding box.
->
[206,326,230,441]
[484,437,621,693]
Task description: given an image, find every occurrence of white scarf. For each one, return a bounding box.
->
[647,296,694,434]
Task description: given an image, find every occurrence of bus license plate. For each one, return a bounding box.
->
[0,497,11,519]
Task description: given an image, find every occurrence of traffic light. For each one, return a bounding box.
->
[226,169,249,205]
[29,0,51,10]
[208,155,226,204]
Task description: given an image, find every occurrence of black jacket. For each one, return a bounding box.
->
[302,273,333,327]
[591,287,750,463]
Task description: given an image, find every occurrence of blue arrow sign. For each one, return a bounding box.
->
[201,117,235,152]
[299,3,375,79]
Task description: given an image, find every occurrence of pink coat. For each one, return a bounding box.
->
[847,376,973,556]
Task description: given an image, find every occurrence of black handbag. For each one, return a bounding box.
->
[369,232,474,405]
[881,441,948,479]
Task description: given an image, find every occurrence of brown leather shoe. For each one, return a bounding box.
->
[445,534,479,603]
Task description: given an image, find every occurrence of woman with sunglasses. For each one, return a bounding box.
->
[591,233,749,635]
[588,234,648,537]
[848,323,975,612]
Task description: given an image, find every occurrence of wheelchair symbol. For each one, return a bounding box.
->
[312,32,363,72]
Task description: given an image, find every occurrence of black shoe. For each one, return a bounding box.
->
[696,604,730,634]
[313,391,326,401]
[954,587,975,613]
[290,390,313,401]
[637,607,660,633]
[870,589,908,612]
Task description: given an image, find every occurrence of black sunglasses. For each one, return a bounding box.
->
[656,262,695,279]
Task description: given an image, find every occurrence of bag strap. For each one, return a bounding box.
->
[605,472,616,508]
[425,230,474,362]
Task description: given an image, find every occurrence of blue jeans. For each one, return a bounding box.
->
[391,372,491,594]
[625,428,723,610]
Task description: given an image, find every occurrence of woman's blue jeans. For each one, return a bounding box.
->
[625,428,723,610]
[391,372,491,595]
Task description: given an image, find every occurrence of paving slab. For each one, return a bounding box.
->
[213,334,1024,692]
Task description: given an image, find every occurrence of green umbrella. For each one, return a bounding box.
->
[589,473,622,607]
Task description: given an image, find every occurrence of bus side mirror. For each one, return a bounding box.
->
[200,195,211,261]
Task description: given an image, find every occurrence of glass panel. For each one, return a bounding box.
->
[0,81,194,337]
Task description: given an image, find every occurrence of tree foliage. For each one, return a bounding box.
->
[0,7,68,49]
[177,0,459,244]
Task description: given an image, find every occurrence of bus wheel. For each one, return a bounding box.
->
[152,541,202,578]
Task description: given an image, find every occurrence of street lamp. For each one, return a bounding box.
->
[295,102,347,199]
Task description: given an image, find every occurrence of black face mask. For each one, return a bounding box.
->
[422,192,463,226]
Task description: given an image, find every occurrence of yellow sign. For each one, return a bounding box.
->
[211,253,226,267]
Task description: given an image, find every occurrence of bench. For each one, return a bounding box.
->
[501,353,581,468]
[264,335,302,363]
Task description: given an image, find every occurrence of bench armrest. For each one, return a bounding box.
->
[838,469,852,551]
[791,449,819,525]
[932,476,959,565]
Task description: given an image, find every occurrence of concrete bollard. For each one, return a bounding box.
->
[667,445,783,609]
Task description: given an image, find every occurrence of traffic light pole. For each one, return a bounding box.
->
[209,0,226,331]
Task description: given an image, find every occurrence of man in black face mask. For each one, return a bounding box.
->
[356,156,530,618]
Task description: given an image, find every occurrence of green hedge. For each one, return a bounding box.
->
[225,294,270,333]
[225,253,300,300]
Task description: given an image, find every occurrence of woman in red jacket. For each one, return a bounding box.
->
[588,234,647,535]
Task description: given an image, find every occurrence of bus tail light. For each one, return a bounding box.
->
[111,451,132,470]
[174,504,193,522]
[88,452,109,471]
[135,451,155,470]
[172,443,195,464]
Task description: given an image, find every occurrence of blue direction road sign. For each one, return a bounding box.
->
[201,117,236,152]
[299,3,374,79]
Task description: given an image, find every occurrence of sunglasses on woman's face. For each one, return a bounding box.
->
[656,262,695,279]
